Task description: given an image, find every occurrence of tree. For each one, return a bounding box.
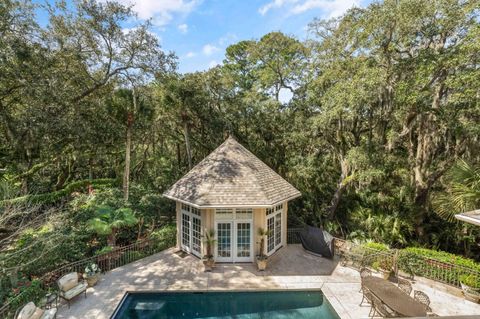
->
[249,32,309,101]
[87,205,138,247]
[433,160,480,221]
[307,0,480,241]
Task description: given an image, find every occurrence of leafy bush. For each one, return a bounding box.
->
[6,279,45,312]
[397,247,480,286]
[94,246,114,256]
[459,274,480,288]
[401,247,480,271]
[0,178,118,207]
[150,224,176,249]
[363,242,389,251]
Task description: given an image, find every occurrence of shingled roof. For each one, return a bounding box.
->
[163,136,301,208]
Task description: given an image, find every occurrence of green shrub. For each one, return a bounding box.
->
[150,224,176,249]
[398,247,480,285]
[363,242,389,251]
[6,279,45,312]
[459,274,480,288]
[401,247,480,271]
[94,246,114,256]
[0,178,118,207]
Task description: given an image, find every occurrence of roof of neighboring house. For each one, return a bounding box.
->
[163,136,301,208]
[455,209,480,226]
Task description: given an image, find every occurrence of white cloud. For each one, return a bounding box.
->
[178,23,188,33]
[291,0,359,17]
[259,0,298,16]
[112,0,199,26]
[185,51,196,58]
[208,60,220,68]
[202,44,219,56]
[218,33,238,46]
[258,0,358,18]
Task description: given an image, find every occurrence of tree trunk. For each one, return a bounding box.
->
[107,230,116,247]
[327,156,350,219]
[183,121,192,170]
[123,87,136,202]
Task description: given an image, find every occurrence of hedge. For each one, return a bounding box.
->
[358,242,480,287]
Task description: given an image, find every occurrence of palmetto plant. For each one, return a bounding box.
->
[87,205,138,247]
[202,229,216,259]
[257,228,272,259]
[433,160,480,221]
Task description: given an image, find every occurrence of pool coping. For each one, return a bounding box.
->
[109,288,341,319]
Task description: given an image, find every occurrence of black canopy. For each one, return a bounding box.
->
[299,226,334,259]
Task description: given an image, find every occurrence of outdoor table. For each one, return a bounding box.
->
[363,276,427,317]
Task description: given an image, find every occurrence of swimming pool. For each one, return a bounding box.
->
[111,290,340,319]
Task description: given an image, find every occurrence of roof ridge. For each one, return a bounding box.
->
[163,136,301,207]
[233,139,296,200]
[228,139,272,204]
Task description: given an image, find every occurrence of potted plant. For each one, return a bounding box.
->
[83,263,101,287]
[256,228,271,271]
[202,229,217,272]
[372,256,394,280]
[460,274,480,303]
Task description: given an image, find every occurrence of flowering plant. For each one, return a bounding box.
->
[84,263,101,277]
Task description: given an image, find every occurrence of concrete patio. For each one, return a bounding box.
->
[57,245,480,319]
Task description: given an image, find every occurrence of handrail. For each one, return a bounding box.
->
[286,228,480,288]
[0,237,173,318]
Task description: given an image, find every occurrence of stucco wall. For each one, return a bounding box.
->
[253,208,266,256]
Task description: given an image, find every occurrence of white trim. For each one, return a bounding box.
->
[214,208,254,262]
[455,214,480,226]
[163,193,301,209]
[180,204,202,258]
[266,205,284,256]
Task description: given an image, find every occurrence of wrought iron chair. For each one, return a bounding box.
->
[398,278,412,295]
[358,267,372,292]
[370,294,397,318]
[414,290,432,312]
[359,284,374,307]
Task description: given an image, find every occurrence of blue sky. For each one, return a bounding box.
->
[35,0,371,73]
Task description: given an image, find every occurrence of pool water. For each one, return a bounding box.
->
[112,290,340,319]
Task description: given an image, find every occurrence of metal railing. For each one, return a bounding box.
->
[0,238,173,318]
[287,228,302,244]
[286,227,480,289]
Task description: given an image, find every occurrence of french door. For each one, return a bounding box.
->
[215,219,253,262]
[181,205,202,258]
[267,205,283,256]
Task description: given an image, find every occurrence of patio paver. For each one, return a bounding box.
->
[56,245,480,319]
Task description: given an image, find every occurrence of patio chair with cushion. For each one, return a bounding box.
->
[15,302,57,319]
[57,272,87,308]
[414,290,432,312]
[398,278,412,295]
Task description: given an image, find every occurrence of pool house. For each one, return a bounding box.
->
[163,136,301,262]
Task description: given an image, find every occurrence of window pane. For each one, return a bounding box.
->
[236,222,251,257]
[192,216,201,254]
[217,222,231,257]
[267,217,275,253]
[236,209,252,219]
[216,208,234,219]
[275,213,281,246]
[182,213,190,247]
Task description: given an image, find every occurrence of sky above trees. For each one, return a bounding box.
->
[33,0,372,73]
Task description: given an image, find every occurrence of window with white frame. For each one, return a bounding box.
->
[266,203,283,255]
[180,203,202,257]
